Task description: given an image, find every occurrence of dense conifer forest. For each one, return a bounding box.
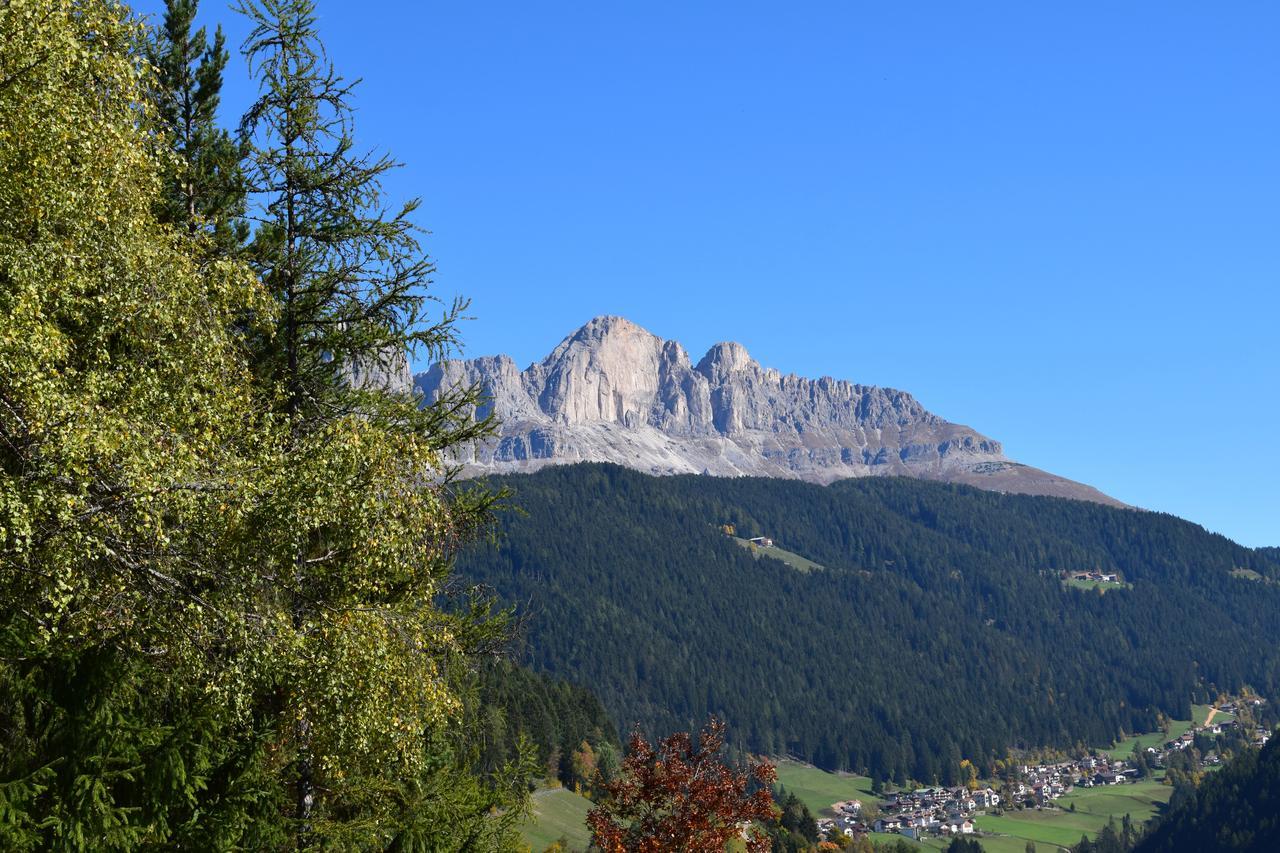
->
[457,463,1280,784]
[472,661,622,790]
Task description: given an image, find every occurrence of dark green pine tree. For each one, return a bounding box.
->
[149,0,247,249]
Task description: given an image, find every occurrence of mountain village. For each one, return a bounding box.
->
[818,700,1271,845]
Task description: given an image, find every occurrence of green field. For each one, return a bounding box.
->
[1102,718,1191,760]
[773,759,878,815]
[976,810,1104,849]
[518,788,594,852]
[975,780,1171,851]
[973,837,1061,853]
[1059,779,1171,824]
[731,537,824,572]
[865,831,1058,852]
[1192,704,1235,726]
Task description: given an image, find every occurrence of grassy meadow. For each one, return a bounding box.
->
[1102,718,1192,760]
[774,759,879,815]
[730,537,825,572]
[518,787,595,852]
[975,779,1169,851]
[1192,703,1235,726]
[1064,577,1132,592]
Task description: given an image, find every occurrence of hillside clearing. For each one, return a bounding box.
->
[1064,577,1132,593]
[730,536,824,572]
[773,759,878,814]
[976,779,1171,851]
[518,787,594,852]
[1103,718,1192,760]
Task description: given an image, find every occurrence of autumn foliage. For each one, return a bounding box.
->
[587,717,777,852]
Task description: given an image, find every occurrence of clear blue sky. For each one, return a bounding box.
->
[137,1,1278,547]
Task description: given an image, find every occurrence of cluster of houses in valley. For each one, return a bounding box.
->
[817,700,1273,845]
[816,787,987,843]
[1150,701,1271,762]
[870,787,988,840]
[817,757,1133,844]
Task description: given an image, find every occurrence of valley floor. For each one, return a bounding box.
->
[775,757,1172,853]
[519,701,1260,851]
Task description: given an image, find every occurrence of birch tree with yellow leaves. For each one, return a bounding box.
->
[0,1,523,848]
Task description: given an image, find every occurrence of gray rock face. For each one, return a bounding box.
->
[343,347,413,395]
[415,316,1121,505]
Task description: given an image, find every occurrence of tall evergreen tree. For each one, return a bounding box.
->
[236,0,478,419]
[233,0,508,844]
[148,0,246,248]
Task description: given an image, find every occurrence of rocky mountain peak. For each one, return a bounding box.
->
[414,316,1121,505]
[696,341,755,381]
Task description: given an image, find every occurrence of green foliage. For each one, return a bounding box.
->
[235,0,482,428]
[0,0,523,847]
[227,0,510,839]
[0,5,280,845]
[1134,737,1280,852]
[945,838,983,853]
[0,648,287,851]
[147,0,247,248]
[457,463,1280,784]
[764,790,820,851]
[1069,817,1132,853]
[473,660,620,791]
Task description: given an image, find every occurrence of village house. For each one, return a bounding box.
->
[973,788,1001,809]
[834,799,862,816]
[873,817,902,834]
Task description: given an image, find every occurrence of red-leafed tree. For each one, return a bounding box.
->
[587,717,777,852]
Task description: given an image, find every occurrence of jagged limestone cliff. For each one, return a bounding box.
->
[416,316,1120,504]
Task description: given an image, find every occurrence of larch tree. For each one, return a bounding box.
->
[232,0,510,845]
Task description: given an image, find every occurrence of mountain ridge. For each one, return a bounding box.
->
[416,315,1120,505]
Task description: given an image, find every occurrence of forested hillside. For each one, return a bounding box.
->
[472,661,621,790]
[1133,738,1280,852]
[457,464,1280,785]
